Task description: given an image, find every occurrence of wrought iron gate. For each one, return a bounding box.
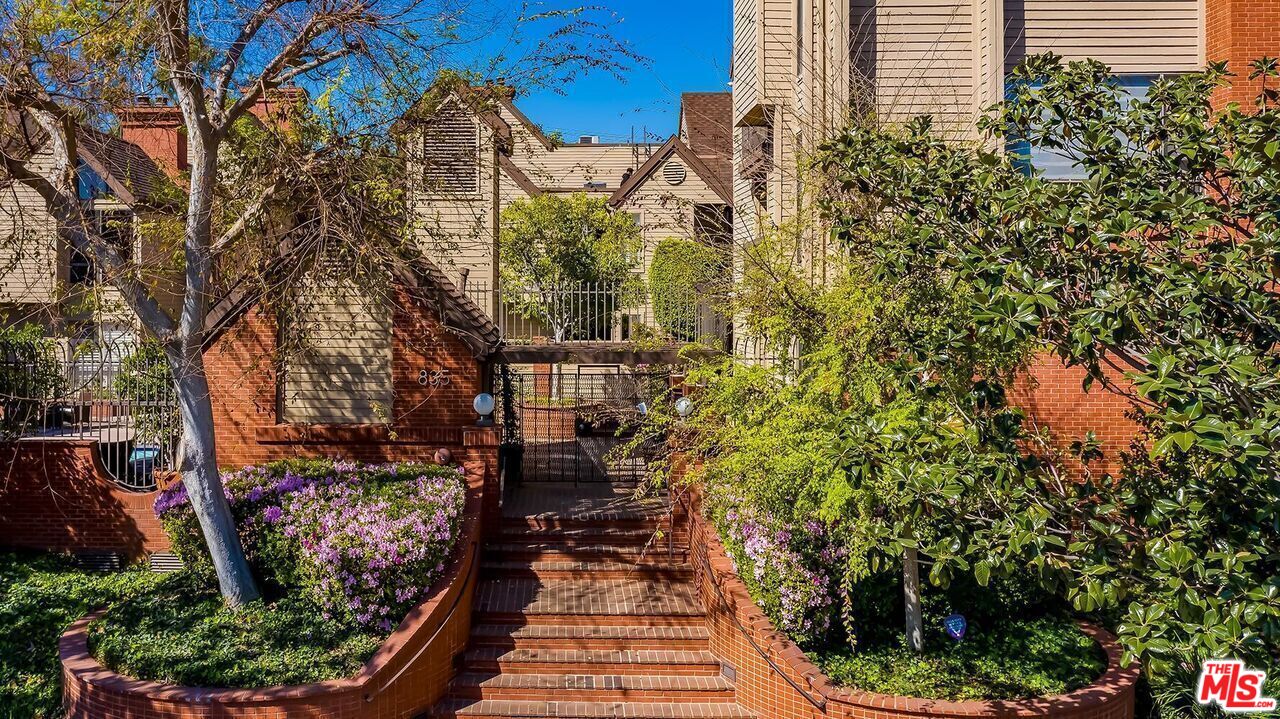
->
[495,365,671,484]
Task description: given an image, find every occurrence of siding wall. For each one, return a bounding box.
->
[282,268,393,424]
[0,145,60,306]
[851,0,979,135]
[1006,0,1203,73]
[408,105,500,294]
[733,0,764,124]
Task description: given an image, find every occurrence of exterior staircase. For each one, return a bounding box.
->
[429,481,753,719]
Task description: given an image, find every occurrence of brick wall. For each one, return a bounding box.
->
[1009,354,1142,478]
[60,464,487,719]
[1206,0,1280,108]
[0,439,169,558]
[205,288,489,467]
[677,482,1140,719]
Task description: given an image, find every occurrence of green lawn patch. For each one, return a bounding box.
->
[815,616,1105,702]
[0,552,164,719]
[89,573,382,688]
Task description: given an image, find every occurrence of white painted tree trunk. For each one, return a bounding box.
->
[169,343,259,605]
[903,546,924,653]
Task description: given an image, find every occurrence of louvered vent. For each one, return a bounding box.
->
[149,552,185,573]
[75,552,123,572]
[662,160,687,185]
[422,104,479,195]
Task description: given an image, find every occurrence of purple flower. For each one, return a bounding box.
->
[262,506,283,524]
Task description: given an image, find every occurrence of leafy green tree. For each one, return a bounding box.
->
[820,54,1280,710]
[499,192,643,341]
[647,237,726,342]
[0,324,63,438]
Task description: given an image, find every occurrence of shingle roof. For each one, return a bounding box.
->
[0,111,169,208]
[76,126,166,206]
[203,242,501,360]
[679,93,732,193]
[607,135,732,208]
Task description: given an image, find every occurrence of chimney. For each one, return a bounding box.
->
[118,97,187,180]
[248,85,308,130]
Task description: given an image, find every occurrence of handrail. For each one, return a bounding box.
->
[681,494,827,711]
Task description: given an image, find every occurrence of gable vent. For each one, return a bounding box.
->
[662,160,687,185]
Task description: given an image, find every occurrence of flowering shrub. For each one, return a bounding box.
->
[719,505,839,645]
[155,459,466,630]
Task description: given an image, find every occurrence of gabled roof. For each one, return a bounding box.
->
[1,112,170,208]
[606,135,732,208]
[679,92,732,192]
[77,126,167,207]
[498,154,542,196]
[203,242,501,359]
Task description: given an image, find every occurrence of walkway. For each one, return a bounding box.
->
[429,480,754,718]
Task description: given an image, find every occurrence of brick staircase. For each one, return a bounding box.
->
[429,481,753,719]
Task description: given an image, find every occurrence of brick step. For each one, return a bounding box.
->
[473,578,703,626]
[481,559,693,581]
[448,673,736,702]
[430,699,754,718]
[486,543,689,566]
[470,623,711,651]
[460,648,723,676]
[502,516,671,534]
[494,526,688,547]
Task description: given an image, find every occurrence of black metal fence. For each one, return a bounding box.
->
[0,337,177,491]
[497,365,672,484]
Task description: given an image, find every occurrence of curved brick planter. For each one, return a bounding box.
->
[680,487,1141,719]
[60,461,489,719]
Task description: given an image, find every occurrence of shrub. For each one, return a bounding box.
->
[112,341,176,447]
[0,553,163,719]
[0,324,63,438]
[156,459,467,630]
[647,237,725,341]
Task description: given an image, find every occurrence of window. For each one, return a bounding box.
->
[1009,75,1158,181]
[70,210,134,285]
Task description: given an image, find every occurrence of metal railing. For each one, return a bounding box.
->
[1,337,177,491]
[464,279,728,345]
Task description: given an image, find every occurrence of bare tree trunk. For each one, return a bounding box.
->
[170,343,259,605]
[903,547,923,652]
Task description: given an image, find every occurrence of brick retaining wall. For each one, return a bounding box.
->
[0,439,170,559]
[60,461,489,719]
[678,485,1140,719]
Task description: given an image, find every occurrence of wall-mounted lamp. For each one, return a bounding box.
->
[675,397,694,418]
[473,393,495,427]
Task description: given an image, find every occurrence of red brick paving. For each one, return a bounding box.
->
[433,480,753,718]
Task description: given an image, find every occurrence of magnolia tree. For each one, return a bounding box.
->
[819,55,1280,710]
[0,0,633,605]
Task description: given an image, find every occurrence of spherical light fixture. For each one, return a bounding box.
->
[474,393,496,426]
[675,396,694,418]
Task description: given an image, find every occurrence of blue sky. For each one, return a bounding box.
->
[502,1,733,143]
